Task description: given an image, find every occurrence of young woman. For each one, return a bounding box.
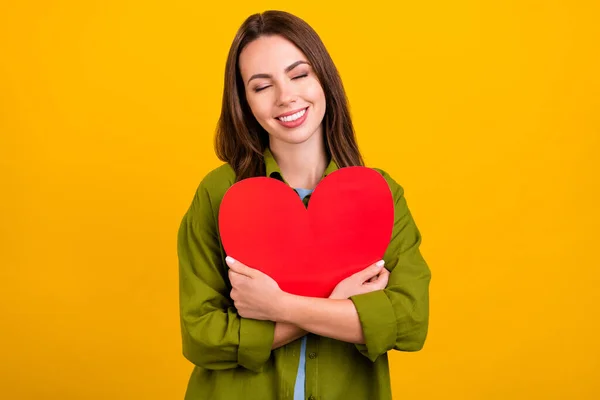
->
[177,10,431,400]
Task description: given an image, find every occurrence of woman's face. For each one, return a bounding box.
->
[239,35,326,147]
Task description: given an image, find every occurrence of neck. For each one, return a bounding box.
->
[269,130,328,190]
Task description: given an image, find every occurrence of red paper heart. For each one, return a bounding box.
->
[218,166,394,298]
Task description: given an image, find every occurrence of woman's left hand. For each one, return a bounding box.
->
[226,256,284,321]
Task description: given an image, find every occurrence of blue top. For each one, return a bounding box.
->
[293,187,313,400]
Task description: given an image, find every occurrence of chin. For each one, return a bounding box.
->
[268,121,323,146]
[272,129,318,146]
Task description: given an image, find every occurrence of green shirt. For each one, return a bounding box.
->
[177,148,431,400]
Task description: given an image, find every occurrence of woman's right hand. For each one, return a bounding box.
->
[329,260,390,300]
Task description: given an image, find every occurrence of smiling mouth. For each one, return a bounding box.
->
[276,107,308,122]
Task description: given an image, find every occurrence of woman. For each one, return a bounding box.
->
[177,10,431,400]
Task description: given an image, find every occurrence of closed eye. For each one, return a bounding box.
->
[253,74,307,93]
[254,85,271,93]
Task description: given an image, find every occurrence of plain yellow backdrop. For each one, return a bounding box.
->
[1,1,599,399]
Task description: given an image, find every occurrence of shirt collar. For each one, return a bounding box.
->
[263,147,338,184]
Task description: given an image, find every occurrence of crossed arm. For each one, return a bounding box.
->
[226,256,390,348]
[178,173,430,371]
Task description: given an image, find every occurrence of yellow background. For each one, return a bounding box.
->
[1,1,599,399]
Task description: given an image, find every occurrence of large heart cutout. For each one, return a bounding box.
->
[218,166,394,298]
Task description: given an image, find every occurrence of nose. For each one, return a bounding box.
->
[276,81,297,107]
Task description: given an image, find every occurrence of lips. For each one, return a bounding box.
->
[275,106,309,119]
[275,106,309,128]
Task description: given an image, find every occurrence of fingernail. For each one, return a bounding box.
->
[376,260,385,267]
[226,256,236,264]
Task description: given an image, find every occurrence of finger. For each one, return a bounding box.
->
[228,270,248,287]
[225,256,255,278]
[366,273,381,284]
[373,267,389,279]
[355,260,385,281]
[228,269,238,285]
[367,269,390,289]
[365,266,388,283]
[378,272,390,289]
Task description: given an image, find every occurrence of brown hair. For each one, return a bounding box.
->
[214,10,364,181]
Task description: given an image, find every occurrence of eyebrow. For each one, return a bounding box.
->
[247,60,310,84]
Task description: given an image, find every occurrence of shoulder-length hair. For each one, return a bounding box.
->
[214,10,364,181]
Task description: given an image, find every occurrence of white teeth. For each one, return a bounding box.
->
[278,108,306,122]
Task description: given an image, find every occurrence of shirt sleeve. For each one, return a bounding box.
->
[177,178,275,372]
[349,172,431,362]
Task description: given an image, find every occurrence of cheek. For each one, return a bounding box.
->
[246,94,272,122]
[305,82,326,106]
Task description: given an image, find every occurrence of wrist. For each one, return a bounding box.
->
[274,292,296,323]
[329,289,348,300]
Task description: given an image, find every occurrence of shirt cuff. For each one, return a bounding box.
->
[350,289,397,362]
[238,317,275,372]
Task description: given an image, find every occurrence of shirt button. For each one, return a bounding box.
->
[308,396,316,400]
[308,352,317,359]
